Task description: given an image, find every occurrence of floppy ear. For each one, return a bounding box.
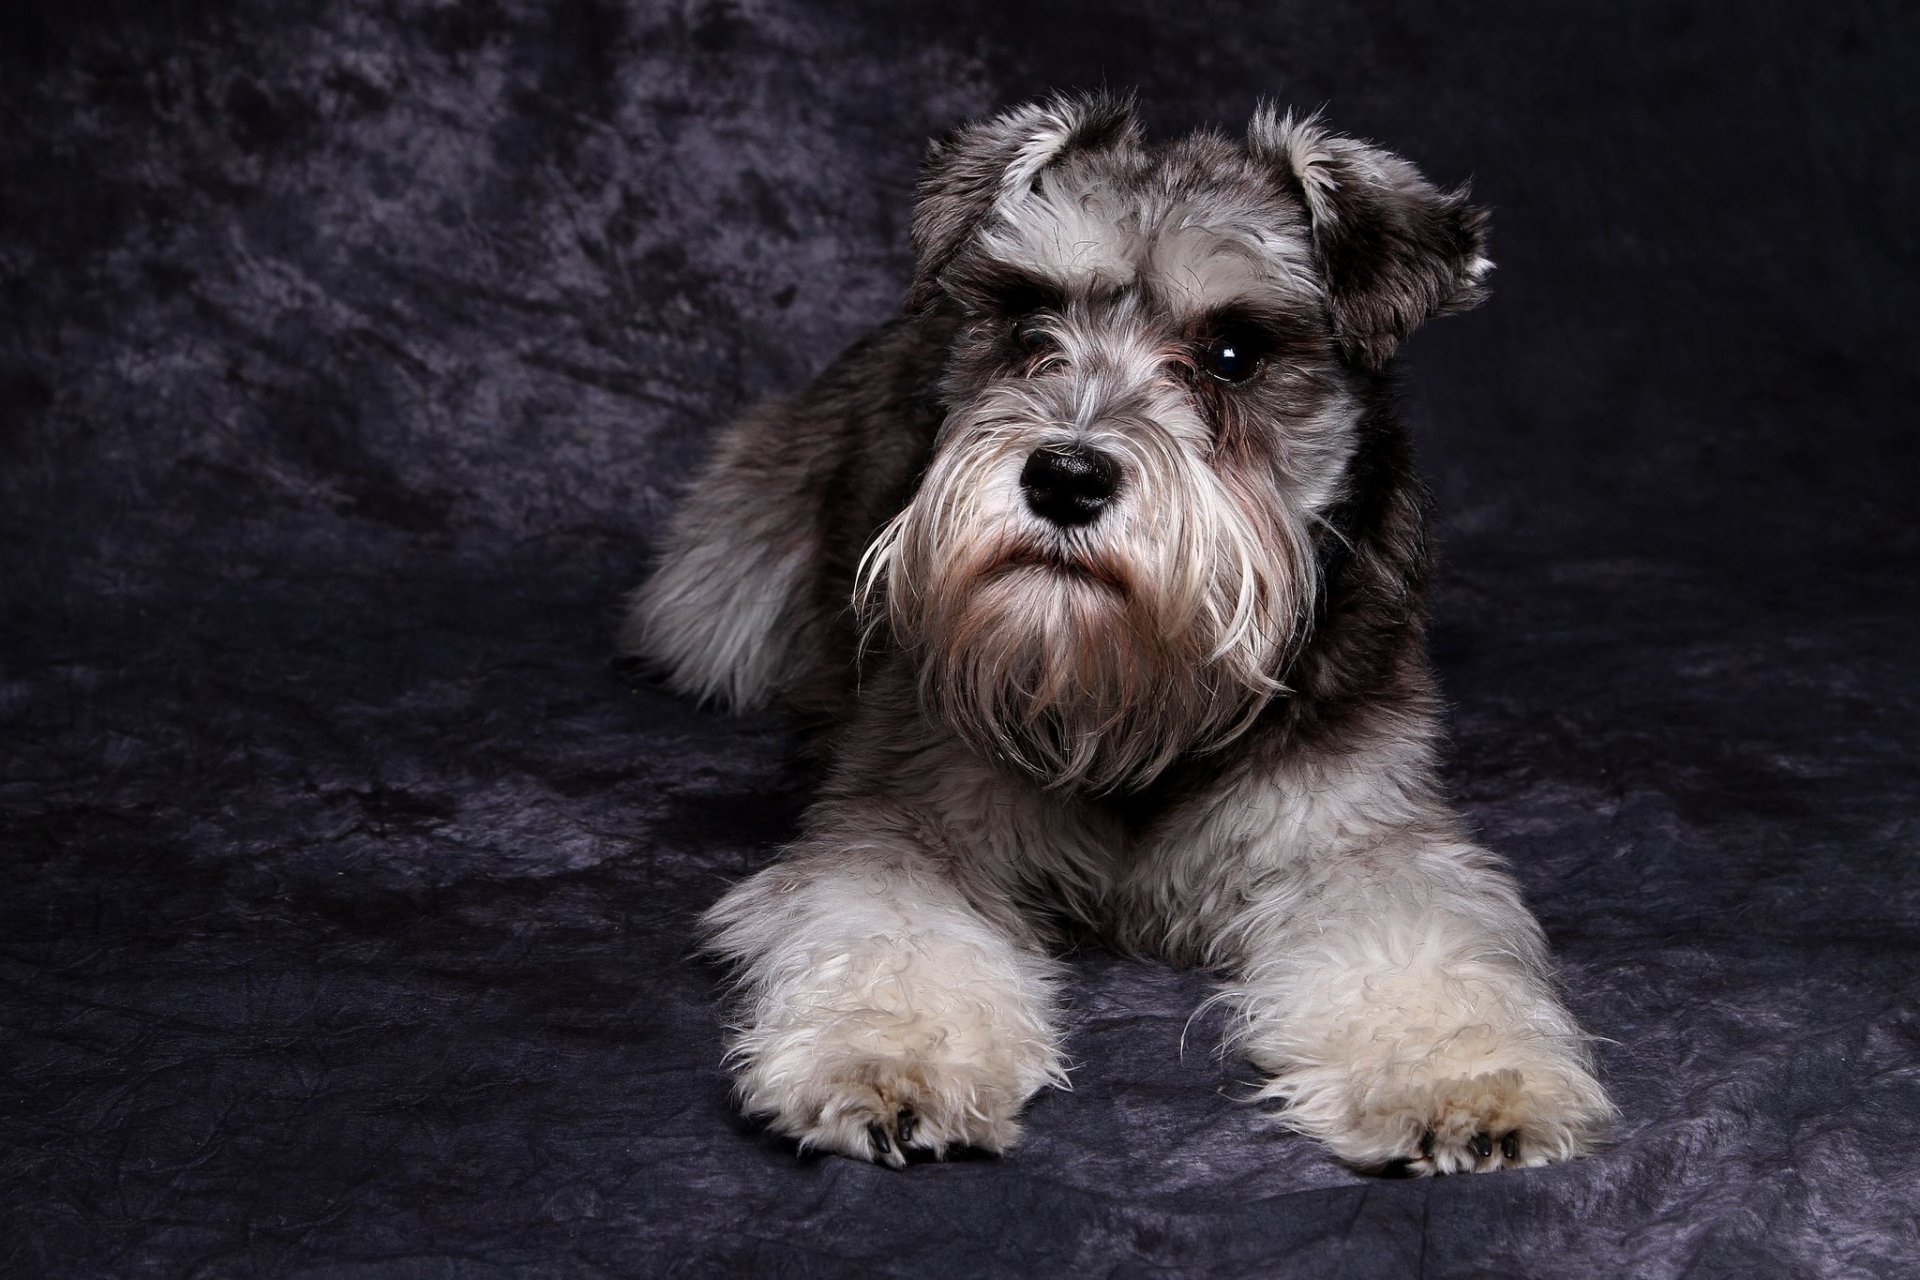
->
[1248,108,1491,371]
[906,92,1143,313]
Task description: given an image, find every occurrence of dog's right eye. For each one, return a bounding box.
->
[1011,318,1056,355]
[1200,328,1266,384]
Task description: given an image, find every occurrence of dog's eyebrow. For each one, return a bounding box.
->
[1190,299,1322,341]
[984,271,1068,316]
[943,260,1069,317]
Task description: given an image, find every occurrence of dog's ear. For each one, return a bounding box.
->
[906,92,1143,313]
[1248,108,1491,371]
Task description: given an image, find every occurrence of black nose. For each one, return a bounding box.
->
[1020,444,1120,527]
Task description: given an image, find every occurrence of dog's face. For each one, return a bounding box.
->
[861,96,1489,790]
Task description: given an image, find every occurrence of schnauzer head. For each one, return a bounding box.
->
[860,93,1489,791]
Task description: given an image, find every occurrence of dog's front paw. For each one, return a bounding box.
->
[720,938,1067,1167]
[1257,1015,1613,1175]
[705,867,1069,1168]
[1241,937,1615,1175]
[742,1047,1043,1168]
[1338,1064,1611,1175]
[1273,1040,1613,1175]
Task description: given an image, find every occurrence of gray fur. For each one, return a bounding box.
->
[628,93,1611,1174]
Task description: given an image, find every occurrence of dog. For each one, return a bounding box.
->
[626,93,1614,1175]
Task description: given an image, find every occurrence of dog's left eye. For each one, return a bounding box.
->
[1012,318,1056,355]
[1201,330,1264,384]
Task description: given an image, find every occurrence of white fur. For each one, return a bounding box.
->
[702,795,1072,1166]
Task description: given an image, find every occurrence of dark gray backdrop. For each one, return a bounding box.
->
[4,1,1917,1275]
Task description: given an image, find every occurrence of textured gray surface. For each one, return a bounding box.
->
[4,2,1918,1275]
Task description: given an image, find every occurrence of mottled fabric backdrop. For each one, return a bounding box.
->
[4,2,1917,1276]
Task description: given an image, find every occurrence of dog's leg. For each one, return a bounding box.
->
[1190,759,1613,1174]
[702,829,1069,1166]
[623,396,825,710]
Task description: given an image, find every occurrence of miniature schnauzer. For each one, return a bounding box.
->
[627,94,1613,1174]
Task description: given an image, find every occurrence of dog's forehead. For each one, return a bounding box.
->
[976,150,1321,313]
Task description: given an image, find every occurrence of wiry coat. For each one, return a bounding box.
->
[628,94,1612,1174]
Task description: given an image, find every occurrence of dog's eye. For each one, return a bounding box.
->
[1012,318,1056,355]
[1201,330,1264,384]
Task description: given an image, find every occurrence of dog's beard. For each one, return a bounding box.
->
[860,411,1315,792]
